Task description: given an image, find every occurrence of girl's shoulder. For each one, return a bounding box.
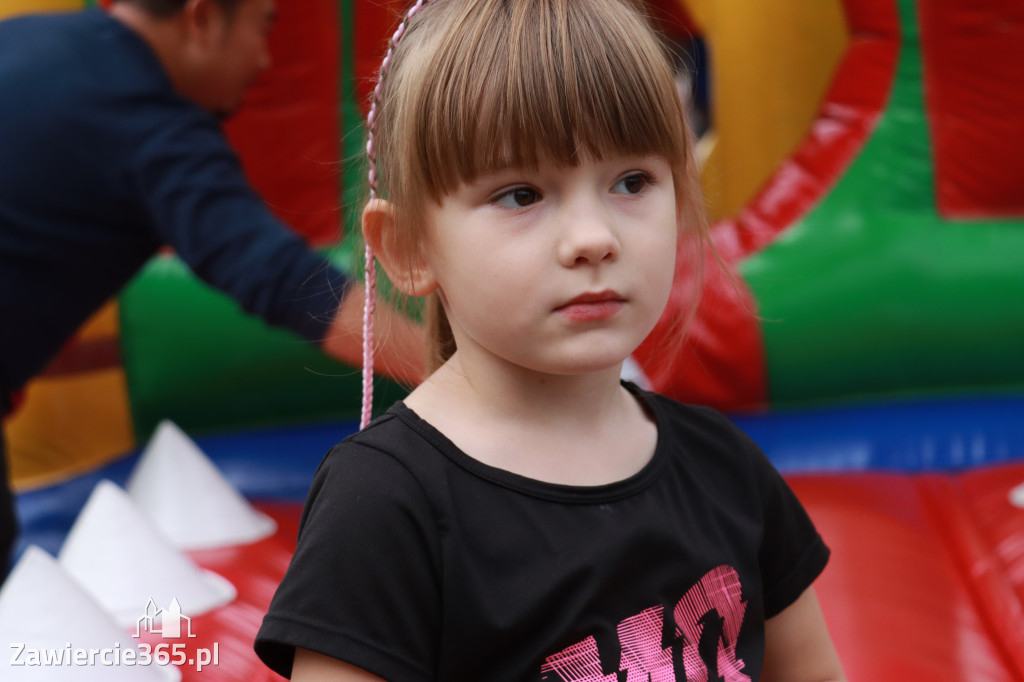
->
[312,407,431,484]
[330,404,427,458]
[296,407,446,555]
[306,401,460,508]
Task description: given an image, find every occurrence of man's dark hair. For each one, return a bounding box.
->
[111,0,245,19]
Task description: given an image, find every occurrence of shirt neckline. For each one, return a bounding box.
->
[388,382,669,504]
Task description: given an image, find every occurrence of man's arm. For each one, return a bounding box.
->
[132,106,425,382]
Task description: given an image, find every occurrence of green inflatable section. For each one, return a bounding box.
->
[741,0,1024,407]
[119,256,406,439]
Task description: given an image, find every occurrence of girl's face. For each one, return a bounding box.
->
[420,153,679,379]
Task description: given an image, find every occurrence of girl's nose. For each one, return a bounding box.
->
[557,205,621,267]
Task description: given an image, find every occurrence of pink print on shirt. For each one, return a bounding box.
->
[540,565,751,682]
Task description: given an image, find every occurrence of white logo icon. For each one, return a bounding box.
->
[134,597,197,639]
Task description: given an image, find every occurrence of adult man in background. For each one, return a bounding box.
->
[0,0,422,578]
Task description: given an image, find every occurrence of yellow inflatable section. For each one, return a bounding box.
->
[6,303,134,490]
[0,0,80,21]
[684,0,847,221]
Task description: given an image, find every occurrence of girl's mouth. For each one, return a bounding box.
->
[555,291,625,322]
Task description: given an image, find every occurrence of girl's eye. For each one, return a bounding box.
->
[612,172,653,195]
[493,187,540,208]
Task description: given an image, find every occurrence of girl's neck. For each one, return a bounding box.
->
[422,349,625,423]
[403,352,657,486]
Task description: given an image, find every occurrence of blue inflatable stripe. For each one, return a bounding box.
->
[15,394,1024,562]
[732,395,1024,473]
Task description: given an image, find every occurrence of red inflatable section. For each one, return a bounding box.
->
[222,0,342,247]
[165,464,1024,681]
[145,503,299,682]
[633,242,764,412]
[918,0,1024,219]
[352,0,407,116]
[636,0,901,410]
[793,464,1024,681]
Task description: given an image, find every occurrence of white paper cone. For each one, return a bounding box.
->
[127,420,275,550]
[58,481,235,627]
[0,546,178,680]
[1010,480,1024,509]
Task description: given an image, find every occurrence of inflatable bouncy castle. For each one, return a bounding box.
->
[1,0,1023,680]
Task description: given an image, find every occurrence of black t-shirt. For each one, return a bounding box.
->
[255,386,829,681]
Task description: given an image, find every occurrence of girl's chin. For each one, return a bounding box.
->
[523,356,632,378]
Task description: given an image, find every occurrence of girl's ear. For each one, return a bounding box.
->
[362,199,438,297]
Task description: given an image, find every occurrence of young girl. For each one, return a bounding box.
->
[255,0,846,680]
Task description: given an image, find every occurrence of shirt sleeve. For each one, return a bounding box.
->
[255,439,442,681]
[130,107,349,343]
[744,434,830,619]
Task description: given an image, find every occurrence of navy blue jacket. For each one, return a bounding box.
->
[0,9,349,394]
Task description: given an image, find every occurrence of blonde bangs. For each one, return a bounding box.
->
[377,0,688,210]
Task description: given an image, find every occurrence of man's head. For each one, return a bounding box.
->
[112,0,276,116]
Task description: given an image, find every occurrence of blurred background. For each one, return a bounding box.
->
[2,0,1023,680]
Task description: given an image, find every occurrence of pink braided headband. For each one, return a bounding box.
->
[361,0,434,429]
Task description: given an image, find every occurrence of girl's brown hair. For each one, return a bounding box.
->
[368,0,707,374]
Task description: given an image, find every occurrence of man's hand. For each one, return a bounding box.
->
[322,282,426,386]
